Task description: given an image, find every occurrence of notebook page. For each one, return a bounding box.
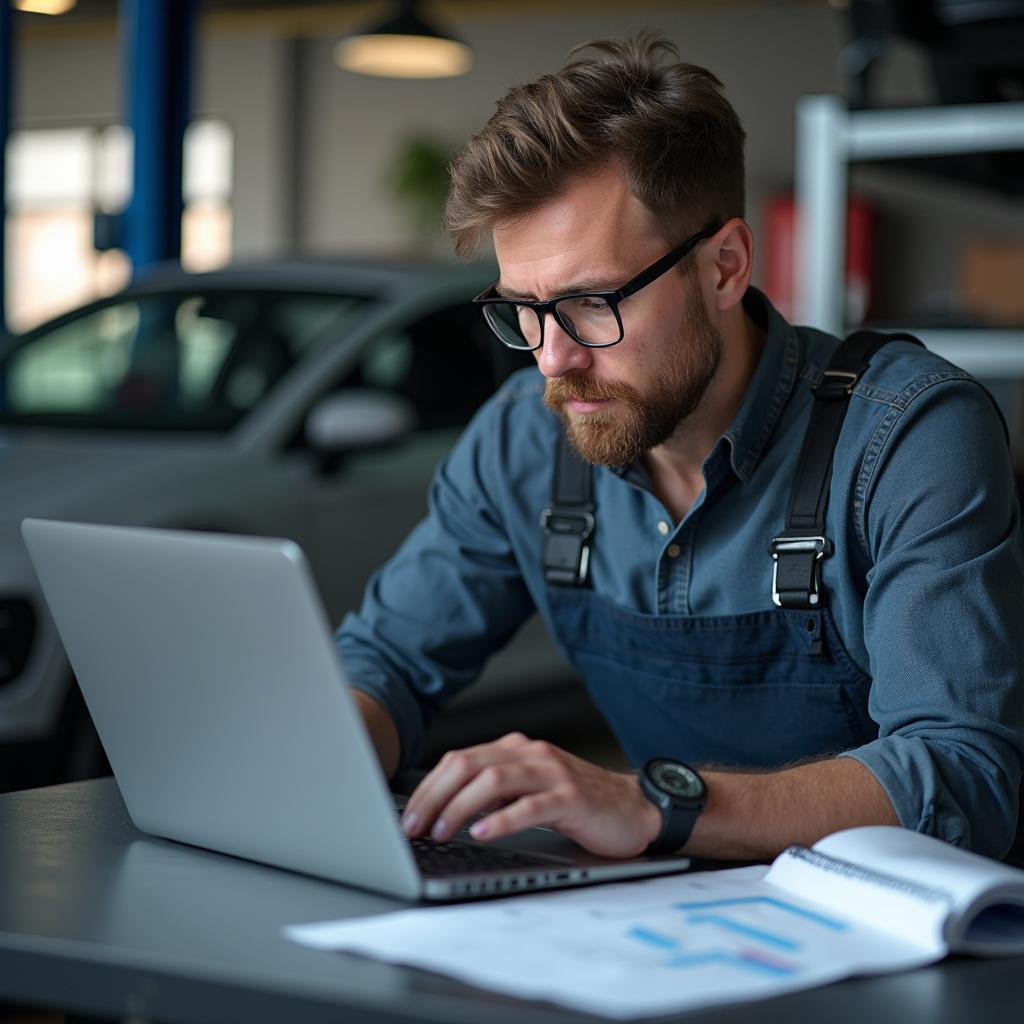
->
[814,827,1024,914]
[811,826,1024,951]
[764,843,949,953]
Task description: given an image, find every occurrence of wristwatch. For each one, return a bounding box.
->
[639,758,706,855]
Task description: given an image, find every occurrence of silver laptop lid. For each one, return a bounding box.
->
[21,518,423,900]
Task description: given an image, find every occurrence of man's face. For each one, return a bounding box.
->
[491,167,722,467]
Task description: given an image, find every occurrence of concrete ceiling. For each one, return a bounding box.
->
[20,1,822,39]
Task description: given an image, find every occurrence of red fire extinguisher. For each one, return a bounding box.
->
[762,193,875,326]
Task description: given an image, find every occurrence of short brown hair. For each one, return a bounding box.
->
[445,32,746,259]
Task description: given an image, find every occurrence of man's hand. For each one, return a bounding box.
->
[401,734,900,862]
[401,732,662,859]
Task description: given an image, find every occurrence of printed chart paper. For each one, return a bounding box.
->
[285,865,939,1018]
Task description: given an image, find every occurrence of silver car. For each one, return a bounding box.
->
[0,260,581,790]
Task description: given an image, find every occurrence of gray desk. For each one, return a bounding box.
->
[0,779,1022,1024]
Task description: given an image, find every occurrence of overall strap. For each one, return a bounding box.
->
[542,431,594,586]
[771,330,923,610]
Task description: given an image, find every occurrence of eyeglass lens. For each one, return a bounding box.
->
[482,296,622,350]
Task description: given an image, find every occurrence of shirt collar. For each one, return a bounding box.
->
[720,287,801,483]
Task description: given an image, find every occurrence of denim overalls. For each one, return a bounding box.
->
[539,332,910,771]
[545,590,875,769]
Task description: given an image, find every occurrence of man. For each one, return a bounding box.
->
[339,35,1024,861]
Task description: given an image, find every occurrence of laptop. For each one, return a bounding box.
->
[21,518,690,901]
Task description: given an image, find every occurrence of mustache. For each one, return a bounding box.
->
[545,375,641,408]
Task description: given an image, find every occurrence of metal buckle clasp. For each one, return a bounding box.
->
[814,368,859,399]
[769,535,831,608]
[540,509,595,585]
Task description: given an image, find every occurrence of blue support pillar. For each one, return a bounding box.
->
[120,0,197,277]
[0,3,14,337]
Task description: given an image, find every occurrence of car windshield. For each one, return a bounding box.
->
[0,289,373,431]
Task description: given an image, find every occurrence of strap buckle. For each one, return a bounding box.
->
[814,368,860,400]
[770,535,833,609]
[541,509,594,586]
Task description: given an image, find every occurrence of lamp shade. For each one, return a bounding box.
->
[14,0,77,13]
[335,1,473,79]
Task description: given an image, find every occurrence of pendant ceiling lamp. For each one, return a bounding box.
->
[14,0,77,13]
[335,0,473,79]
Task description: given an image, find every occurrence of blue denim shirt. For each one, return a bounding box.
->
[338,288,1024,858]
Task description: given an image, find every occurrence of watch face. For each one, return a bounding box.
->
[651,761,703,801]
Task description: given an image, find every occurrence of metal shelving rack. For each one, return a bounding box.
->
[795,96,1024,377]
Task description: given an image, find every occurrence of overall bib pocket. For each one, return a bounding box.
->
[545,587,875,769]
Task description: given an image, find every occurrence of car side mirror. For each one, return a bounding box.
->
[305,389,416,462]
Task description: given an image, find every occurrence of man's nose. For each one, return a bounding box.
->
[534,314,593,378]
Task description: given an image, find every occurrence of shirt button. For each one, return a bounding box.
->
[666,544,681,558]
[657,521,670,535]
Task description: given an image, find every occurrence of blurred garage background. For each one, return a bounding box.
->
[1,0,1023,791]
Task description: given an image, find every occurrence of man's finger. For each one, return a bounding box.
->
[428,761,547,842]
[468,791,563,842]
[401,735,533,837]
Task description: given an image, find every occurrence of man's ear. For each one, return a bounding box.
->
[704,218,754,312]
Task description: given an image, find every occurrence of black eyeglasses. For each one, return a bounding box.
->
[473,222,720,351]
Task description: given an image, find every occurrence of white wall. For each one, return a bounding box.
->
[13,1,1024,320]
[15,26,291,260]
[299,3,851,262]
[298,2,1024,316]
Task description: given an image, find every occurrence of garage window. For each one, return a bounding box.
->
[5,120,233,333]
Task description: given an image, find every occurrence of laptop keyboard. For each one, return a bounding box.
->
[407,835,556,876]
[394,807,557,875]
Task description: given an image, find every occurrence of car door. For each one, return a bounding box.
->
[288,300,571,706]
[293,299,510,620]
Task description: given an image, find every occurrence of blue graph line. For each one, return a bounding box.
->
[685,913,801,951]
[626,924,800,977]
[667,950,802,974]
[673,896,846,931]
[628,926,679,950]
[664,951,797,977]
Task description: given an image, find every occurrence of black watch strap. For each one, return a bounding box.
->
[647,806,701,856]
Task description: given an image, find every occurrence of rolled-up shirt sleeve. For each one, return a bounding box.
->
[841,376,1024,857]
[336,391,536,771]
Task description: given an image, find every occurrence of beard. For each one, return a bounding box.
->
[544,286,723,467]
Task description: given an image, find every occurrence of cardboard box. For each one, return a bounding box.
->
[960,239,1024,325]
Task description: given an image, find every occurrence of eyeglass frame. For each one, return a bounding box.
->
[472,220,721,351]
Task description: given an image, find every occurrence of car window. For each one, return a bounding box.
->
[332,301,533,432]
[0,290,371,431]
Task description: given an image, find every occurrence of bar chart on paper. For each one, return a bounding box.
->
[288,827,1024,1018]
[286,863,940,1019]
[620,895,848,978]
